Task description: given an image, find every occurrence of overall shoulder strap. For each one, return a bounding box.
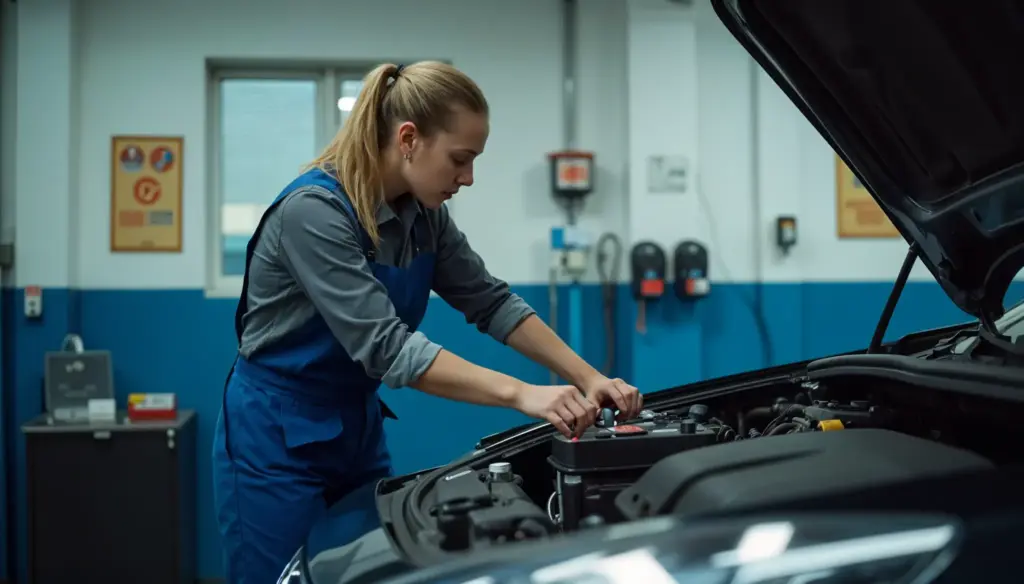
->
[234,168,372,344]
[328,185,375,258]
[304,166,375,256]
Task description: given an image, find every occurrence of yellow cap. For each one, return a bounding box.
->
[818,419,845,431]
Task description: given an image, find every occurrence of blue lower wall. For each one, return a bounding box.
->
[0,280,1004,580]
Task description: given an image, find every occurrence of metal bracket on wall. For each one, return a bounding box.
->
[0,244,13,269]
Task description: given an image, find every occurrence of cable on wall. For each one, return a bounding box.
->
[596,233,623,376]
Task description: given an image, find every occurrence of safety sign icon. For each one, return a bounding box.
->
[133,177,162,206]
[119,145,145,173]
[150,146,175,173]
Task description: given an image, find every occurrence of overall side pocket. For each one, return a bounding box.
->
[278,399,345,450]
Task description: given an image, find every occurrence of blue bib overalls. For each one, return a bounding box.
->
[211,168,435,584]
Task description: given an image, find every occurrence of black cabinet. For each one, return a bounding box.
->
[22,410,196,584]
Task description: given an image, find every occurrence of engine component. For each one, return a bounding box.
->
[744,397,888,437]
[547,411,717,531]
[488,462,513,483]
[432,466,554,551]
[802,399,885,427]
[550,411,718,473]
[685,404,709,423]
[615,428,993,521]
[596,407,616,428]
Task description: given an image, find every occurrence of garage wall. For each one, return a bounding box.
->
[1,0,996,581]
[71,0,629,289]
[0,0,13,578]
[621,0,985,394]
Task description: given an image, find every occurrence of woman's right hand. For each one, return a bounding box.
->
[513,384,599,438]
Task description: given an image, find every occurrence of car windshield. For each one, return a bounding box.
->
[950,297,1024,355]
[995,298,1024,340]
[946,295,1024,354]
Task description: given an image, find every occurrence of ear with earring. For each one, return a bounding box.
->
[403,152,411,161]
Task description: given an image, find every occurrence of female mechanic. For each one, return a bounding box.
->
[212,61,642,583]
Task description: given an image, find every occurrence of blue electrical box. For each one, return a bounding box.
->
[551,226,566,250]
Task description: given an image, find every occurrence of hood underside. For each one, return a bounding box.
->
[713,0,1024,321]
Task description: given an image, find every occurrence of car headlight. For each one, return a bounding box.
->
[276,548,305,584]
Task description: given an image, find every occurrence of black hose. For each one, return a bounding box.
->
[761,404,805,435]
[767,422,799,436]
[738,406,774,436]
[596,233,623,376]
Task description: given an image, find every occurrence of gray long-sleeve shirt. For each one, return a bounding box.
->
[239,185,536,389]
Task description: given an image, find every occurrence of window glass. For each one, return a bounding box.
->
[337,79,364,129]
[219,78,317,276]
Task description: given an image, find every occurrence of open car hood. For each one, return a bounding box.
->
[713,0,1024,321]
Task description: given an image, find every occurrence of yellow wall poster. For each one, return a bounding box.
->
[110,135,183,252]
[835,154,899,238]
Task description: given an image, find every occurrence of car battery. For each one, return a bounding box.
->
[547,413,717,531]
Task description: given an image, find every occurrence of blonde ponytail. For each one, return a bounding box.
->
[309,63,398,246]
[308,61,488,248]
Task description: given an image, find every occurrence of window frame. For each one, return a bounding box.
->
[205,64,371,298]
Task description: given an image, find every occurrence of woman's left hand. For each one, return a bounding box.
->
[581,376,643,421]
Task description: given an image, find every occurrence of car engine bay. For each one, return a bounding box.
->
[402,372,1024,557]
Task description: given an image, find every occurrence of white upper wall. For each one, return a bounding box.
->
[624,0,936,284]
[1,0,16,268]
[11,0,628,289]
[625,0,760,284]
[621,0,936,286]
[10,0,78,289]
[756,69,940,282]
[3,0,957,290]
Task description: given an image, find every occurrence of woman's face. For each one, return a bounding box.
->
[399,109,489,209]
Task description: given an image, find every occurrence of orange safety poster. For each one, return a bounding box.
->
[110,135,183,252]
[835,154,899,238]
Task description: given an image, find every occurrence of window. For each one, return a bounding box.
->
[338,79,364,129]
[207,66,367,294]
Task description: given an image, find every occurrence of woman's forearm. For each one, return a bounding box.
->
[409,349,524,408]
[505,314,603,389]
